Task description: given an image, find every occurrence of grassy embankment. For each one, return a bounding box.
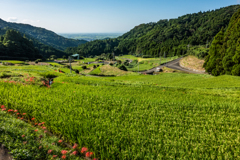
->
[117,55,179,71]
[180,55,205,72]
[0,107,84,160]
[1,60,25,64]
[1,64,240,159]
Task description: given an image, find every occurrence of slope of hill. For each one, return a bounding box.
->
[0,30,43,60]
[67,5,239,57]
[0,19,87,51]
[204,7,240,76]
[0,28,67,59]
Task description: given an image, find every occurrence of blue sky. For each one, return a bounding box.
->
[0,0,239,33]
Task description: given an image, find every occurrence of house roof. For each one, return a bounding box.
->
[71,54,79,57]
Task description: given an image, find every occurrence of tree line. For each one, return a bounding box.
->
[66,5,239,58]
[204,7,240,76]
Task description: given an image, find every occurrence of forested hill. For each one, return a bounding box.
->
[67,5,239,57]
[0,30,43,60]
[204,7,240,76]
[0,19,87,51]
[0,28,67,59]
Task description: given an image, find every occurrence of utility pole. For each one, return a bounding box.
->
[159,52,161,65]
[138,58,140,73]
[68,56,73,73]
[187,44,190,55]
[112,52,115,61]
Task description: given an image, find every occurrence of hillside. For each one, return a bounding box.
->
[0,18,87,51]
[0,30,43,60]
[0,28,67,59]
[67,5,239,57]
[204,7,240,76]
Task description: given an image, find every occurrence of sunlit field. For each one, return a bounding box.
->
[1,64,240,159]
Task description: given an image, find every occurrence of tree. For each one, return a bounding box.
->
[204,7,240,76]
[204,27,224,75]
[49,55,57,60]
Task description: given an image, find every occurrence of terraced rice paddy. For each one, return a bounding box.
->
[0,65,240,159]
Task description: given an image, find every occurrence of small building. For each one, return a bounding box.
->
[71,54,80,59]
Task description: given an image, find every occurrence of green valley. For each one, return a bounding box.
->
[0,3,240,160]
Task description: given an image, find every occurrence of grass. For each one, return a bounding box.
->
[89,65,139,76]
[75,58,96,63]
[46,62,64,66]
[0,109,83,160]
[126,56,179,71]
[116,55,139,61]
[1,65,240,159]
[1,60,25,64]
[180,55,205,71]
[89,66,102,75]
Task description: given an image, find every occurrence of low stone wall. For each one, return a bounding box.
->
[179,59,206,73]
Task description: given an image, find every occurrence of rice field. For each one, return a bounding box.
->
[1,65,240,159]
[1,60,25,64]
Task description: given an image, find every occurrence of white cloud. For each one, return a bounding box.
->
[21,19,40,24]
[7,17,18,22]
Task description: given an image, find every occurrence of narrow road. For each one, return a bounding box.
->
[139,58,204,74]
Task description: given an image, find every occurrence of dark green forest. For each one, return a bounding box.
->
[0,30,43,60]
[67,5,239,57]
[204,7,240,76]
[0,18,87,51]
[0,28,67,59]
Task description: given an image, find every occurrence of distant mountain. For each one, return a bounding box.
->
[59,33,123,41]
[0,19,87,51]
[67,5,240,57]
[204,7,240,76]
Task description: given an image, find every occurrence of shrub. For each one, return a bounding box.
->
[117,60,122,64]
[231,64,240,76]
[93,65,97,68]
[118,65,128,71]
[79,56,85,59]
[0,72,10,78]
[123,60,130,66]
[39,72,57,79]
[75,70,79,74]
[130,60,138,66]
[35,59,42,64]
[82,66,87,69]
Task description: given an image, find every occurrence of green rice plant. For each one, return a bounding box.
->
[0,71,240,159]
[1,60,25,64]
[1,64,240,159]
[0,110,83,160]
[47,62,64,66]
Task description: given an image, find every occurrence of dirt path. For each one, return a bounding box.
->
[0,144,12,160]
